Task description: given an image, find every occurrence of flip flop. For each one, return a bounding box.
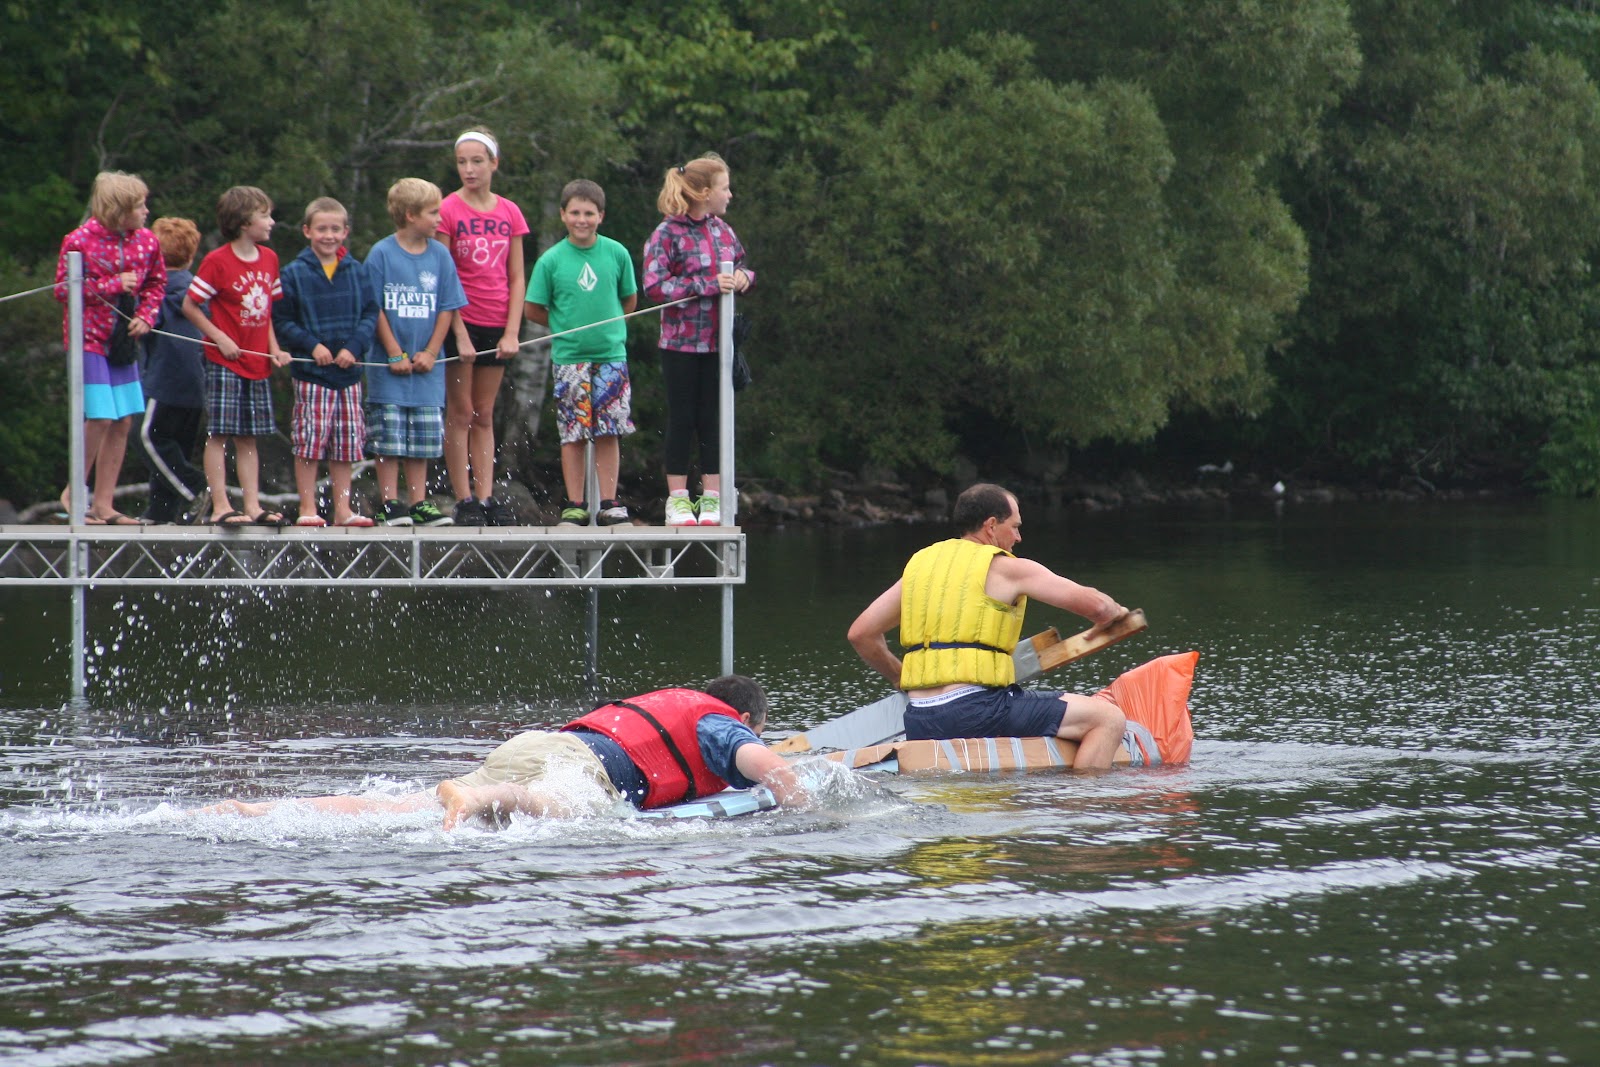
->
[254,511,287,527]
[295,515,328,527]
[334,515,375,527]
[212,510,251,528]
[87,512,146,526]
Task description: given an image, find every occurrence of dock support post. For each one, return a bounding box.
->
[585,585,601,698]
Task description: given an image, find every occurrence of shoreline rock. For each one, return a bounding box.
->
[10,462,1530,529]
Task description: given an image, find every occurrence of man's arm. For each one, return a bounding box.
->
[733,743,808,807]
[987,556,1126,630]
[847,580,905,687]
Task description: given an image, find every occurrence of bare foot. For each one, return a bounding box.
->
[194,798,275,817]
[436,781,471,830]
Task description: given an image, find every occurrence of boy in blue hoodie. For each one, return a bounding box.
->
[273,197,380,526]
[139,217,209,523]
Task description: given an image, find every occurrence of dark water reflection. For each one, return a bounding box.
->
[3,499,1599,1065]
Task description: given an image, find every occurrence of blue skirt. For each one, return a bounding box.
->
[83,348,144,420]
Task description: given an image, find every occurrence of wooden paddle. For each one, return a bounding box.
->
[772,609,1148,753]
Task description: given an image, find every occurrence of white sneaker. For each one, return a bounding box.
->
[695,493,721,526]
[665,494,697,527]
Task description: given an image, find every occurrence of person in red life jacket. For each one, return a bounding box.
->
[436,674,803,827]
[847,483,1133,770]
[200,675,806,826]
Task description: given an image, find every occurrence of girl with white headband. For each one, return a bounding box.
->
[435,127,529,526]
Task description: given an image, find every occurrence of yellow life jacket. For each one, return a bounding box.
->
[899,538,1026,689]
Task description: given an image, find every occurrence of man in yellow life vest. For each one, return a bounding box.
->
[847,483,1132,769]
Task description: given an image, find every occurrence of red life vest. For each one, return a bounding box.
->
[562,689,743,808]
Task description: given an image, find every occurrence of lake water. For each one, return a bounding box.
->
[2,498,1598,1066]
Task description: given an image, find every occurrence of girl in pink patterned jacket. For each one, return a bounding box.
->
[53,171,167,524]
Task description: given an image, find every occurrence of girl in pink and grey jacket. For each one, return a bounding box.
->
[640,153,753,528]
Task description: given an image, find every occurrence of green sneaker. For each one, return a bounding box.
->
[694,493,721,526]
[409,499,454,526]
[559,500,589,526]
[664,494,696,527]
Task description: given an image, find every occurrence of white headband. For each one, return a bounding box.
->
[455,131,499,159]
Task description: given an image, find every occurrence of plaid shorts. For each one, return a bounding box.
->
[292,379,365,462]
[364,403,444,459]
[206,360,277,437]
[553,361,635,445]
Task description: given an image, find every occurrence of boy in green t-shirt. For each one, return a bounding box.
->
[525,179,639,525]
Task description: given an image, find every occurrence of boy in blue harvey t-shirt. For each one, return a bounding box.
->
[363,178,467,526]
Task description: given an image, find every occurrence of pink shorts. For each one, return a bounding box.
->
[291,380,365,462]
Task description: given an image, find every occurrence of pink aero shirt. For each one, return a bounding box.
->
[437,191,530,329]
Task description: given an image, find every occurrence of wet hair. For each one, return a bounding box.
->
[561,179,606,212]
[656,153,728,216]
[89,171,149,231]
[953,483,1017,533]
[216,185,273,241]
[151,217,201,269]
[704,674,769,732]
[386,177,442,229]
[302,196,348,228]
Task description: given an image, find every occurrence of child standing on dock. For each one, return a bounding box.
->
[526,179,638,526]
[641,153,753,527]
[182,185,292,528]
[363,178,466,526]
[53,170,167,525]
[139,217,207,524]
[274,197,379,528]
[437,128,528,526]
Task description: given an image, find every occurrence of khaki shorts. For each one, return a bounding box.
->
[445,730,622,803]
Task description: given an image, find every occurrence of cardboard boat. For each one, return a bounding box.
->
[822,651,1198,774]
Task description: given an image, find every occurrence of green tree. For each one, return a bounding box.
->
[1276,1,1600,485]
[0,0,187,260]
[138,0,630,251]
[744,35,1183,478]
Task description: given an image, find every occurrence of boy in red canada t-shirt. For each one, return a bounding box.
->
[182,185,292,527]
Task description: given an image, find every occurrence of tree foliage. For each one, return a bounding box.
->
[745,35,1182,476]
[7,0,1600,500]
[1275,0,1600,484]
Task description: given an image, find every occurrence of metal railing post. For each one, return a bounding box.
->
[67,251,87,704]
[718,260,736,675]
[717,260,736,525]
